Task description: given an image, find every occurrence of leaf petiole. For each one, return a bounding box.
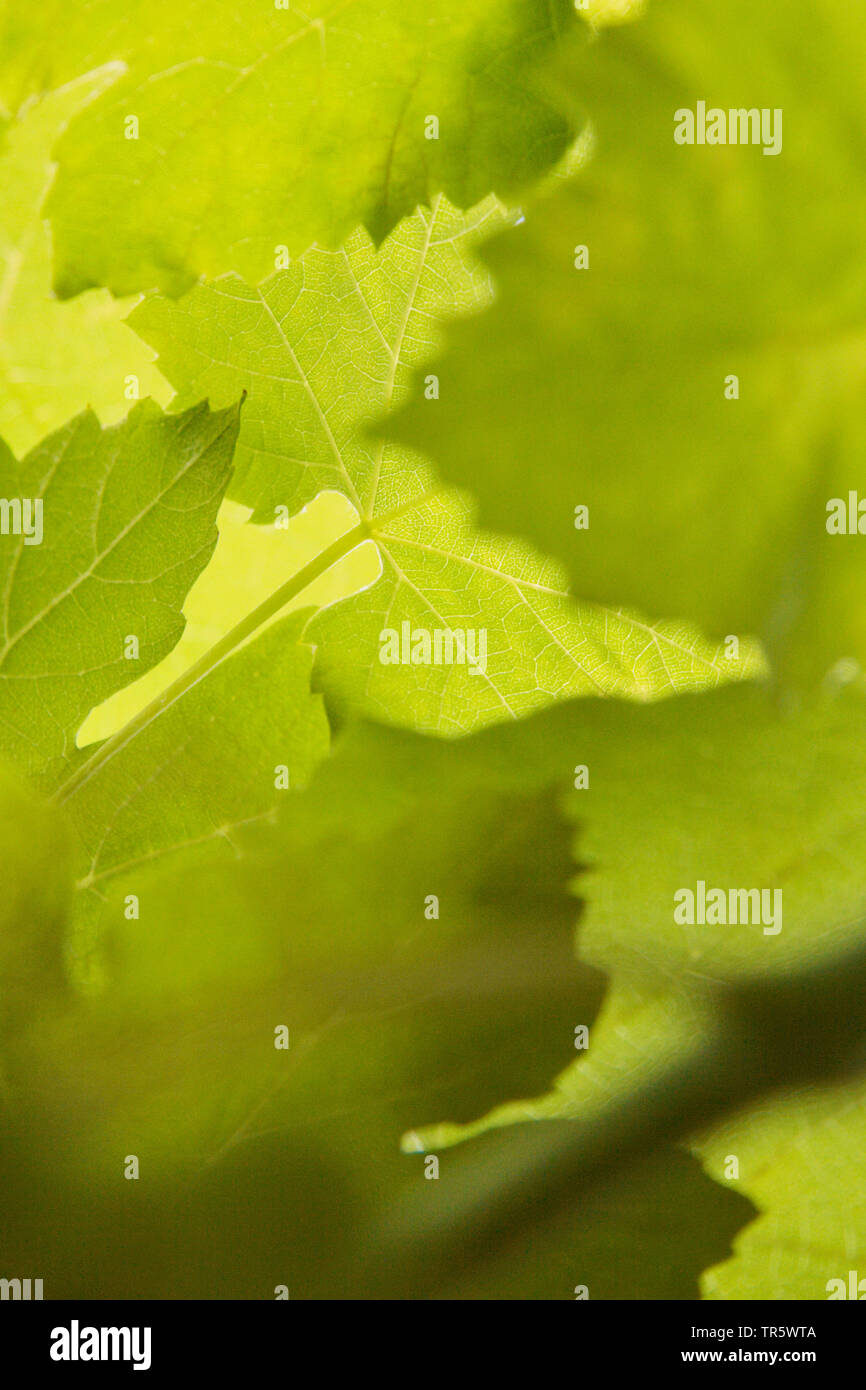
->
[54,518,371,805]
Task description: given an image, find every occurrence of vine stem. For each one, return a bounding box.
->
[54,519,371,806]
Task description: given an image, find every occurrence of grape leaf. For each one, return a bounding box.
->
[0,678,817,1295]
[135,683,866,1298]
[131,197,763,734]
[0,397,240,789]
[0,75,170,456]
[62,612,330,986]
[1,0,849,1304]
[1,716,595,1294]
[131,197,511,522]
[0,0,577,297]
[75,493,380,747]
[389,0,866,687]
[697,1075,866,1300]
[565,685,866,990]
[410,683,866,1297]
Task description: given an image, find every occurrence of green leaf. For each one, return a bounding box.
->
[0,398,240,789]
[411,683,866,1296]
[0,76,170,457]
[389,0,866,687]
[74,493,380,746]
[1,677,820,1298]
[697,1075,866,1300]
[567,685,866,990]
[98,714,600,1141]
[0,0,577,297]
[132,197,764,734]
[63,612,330,986]
[132,197,510,521]
[422,682,866,1130]
[3,715,609,1296]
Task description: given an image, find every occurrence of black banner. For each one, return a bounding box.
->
[0,1298,859,1375]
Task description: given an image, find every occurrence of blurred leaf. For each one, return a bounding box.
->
[3,714,610,1295]
[425,685,866,1143]
[132,197,764,734]
[0,0,577,297]
[0,398,239,789]
[80,717,603,1163]
[10,687,862,1298]
[9,680,862,1298]
[0,76,170,457]
[0,760,71,1040]
[390,0,866,686]
[377,1130,753,1301]
[410,684,866,1296]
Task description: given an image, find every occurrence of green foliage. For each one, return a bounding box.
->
[406,686,866,1299]
[0,0,577,296]
[65,612,330,983]
[0,74,170,456]
[0,760,70,1039]
[390,0,866,687]
[0,0,861,1305]
[131,196,762,732]
[698,1076,866,1300]
[0,399,239,788]
[3,712,753,1298]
